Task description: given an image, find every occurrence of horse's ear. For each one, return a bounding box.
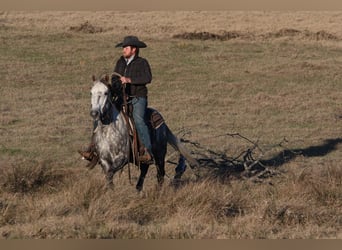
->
[99,74,110,85]
[92,75,96,82]
[105,74,109,83]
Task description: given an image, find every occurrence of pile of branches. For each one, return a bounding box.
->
[169,130,292,183]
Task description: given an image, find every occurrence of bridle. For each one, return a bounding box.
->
[91,81,115,125]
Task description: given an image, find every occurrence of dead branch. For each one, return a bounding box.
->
[175,131,287,182]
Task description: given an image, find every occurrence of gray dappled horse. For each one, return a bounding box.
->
[89,75,199,190]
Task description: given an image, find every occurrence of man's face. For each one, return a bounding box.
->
[122,46,136,58]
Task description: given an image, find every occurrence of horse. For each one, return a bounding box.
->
[88,75,199,191]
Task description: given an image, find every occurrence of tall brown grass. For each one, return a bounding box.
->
[0,11,341,238]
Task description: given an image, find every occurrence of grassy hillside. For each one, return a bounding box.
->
[0,11,341,239]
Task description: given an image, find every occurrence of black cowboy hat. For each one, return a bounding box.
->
[115,36,147,48]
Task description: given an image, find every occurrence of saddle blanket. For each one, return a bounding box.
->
[147,108,165,129]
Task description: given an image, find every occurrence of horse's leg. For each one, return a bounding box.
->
[100,154,126,189]
[136,163,149,191]
[105,170,115,189]
[135,150,166,191]
[155,155,165,187]
[153,125,167,188]
[99,161,115,188]
[174,154,187,180]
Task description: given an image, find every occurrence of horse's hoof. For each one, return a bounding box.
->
[170,178,182,189]
[107,183,114,190]
[174,171,184,180]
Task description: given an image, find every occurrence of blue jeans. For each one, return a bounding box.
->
[132,97,152,155]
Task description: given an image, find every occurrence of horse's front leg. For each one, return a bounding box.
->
[100,154,127,188]
[99,160,115,188]
[105,170,115,189]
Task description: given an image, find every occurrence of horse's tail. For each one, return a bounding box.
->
[165,125,199,169]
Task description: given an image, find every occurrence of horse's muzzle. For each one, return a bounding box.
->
[90,110,99,119]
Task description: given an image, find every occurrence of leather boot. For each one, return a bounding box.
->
[85,153,98,169]
[78,143,95,161]
[78,143,99,169]
[138,149,154,164]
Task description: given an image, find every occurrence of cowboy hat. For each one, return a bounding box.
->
[115,36,147,48]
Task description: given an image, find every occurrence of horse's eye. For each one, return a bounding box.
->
[104,92,108,96]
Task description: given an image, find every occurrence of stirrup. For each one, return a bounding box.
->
[138,152,154,164]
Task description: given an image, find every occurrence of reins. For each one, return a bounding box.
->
[109,73,139,183]
[112,72,139,166]
[111,72,123,78]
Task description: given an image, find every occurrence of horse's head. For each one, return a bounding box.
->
[90,75,112,120]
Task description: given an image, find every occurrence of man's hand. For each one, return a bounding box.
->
[120,76,131,84]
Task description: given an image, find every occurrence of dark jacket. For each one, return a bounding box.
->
[113,55,152,97]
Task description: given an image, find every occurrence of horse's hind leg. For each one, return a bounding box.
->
[136,163,149,191]
[152,125,167,188]
[170,154,187,188]
[154,152,166,188]
[174,154,187,180]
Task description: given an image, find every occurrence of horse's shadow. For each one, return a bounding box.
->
[176,137,342,183]
[260,138,342,167]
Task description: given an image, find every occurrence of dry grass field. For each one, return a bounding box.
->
[0,11,341,239]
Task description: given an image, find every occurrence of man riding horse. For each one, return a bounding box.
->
[79,36,154,164]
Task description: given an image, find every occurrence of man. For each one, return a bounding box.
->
[79,35,154,165]
[113,36,154,163]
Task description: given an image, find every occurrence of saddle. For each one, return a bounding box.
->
[121,105,165,164]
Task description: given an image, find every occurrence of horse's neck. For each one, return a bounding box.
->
[100,102,117,125]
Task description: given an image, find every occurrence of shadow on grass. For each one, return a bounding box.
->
[191,137,342,181]
[260,138,342,167]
